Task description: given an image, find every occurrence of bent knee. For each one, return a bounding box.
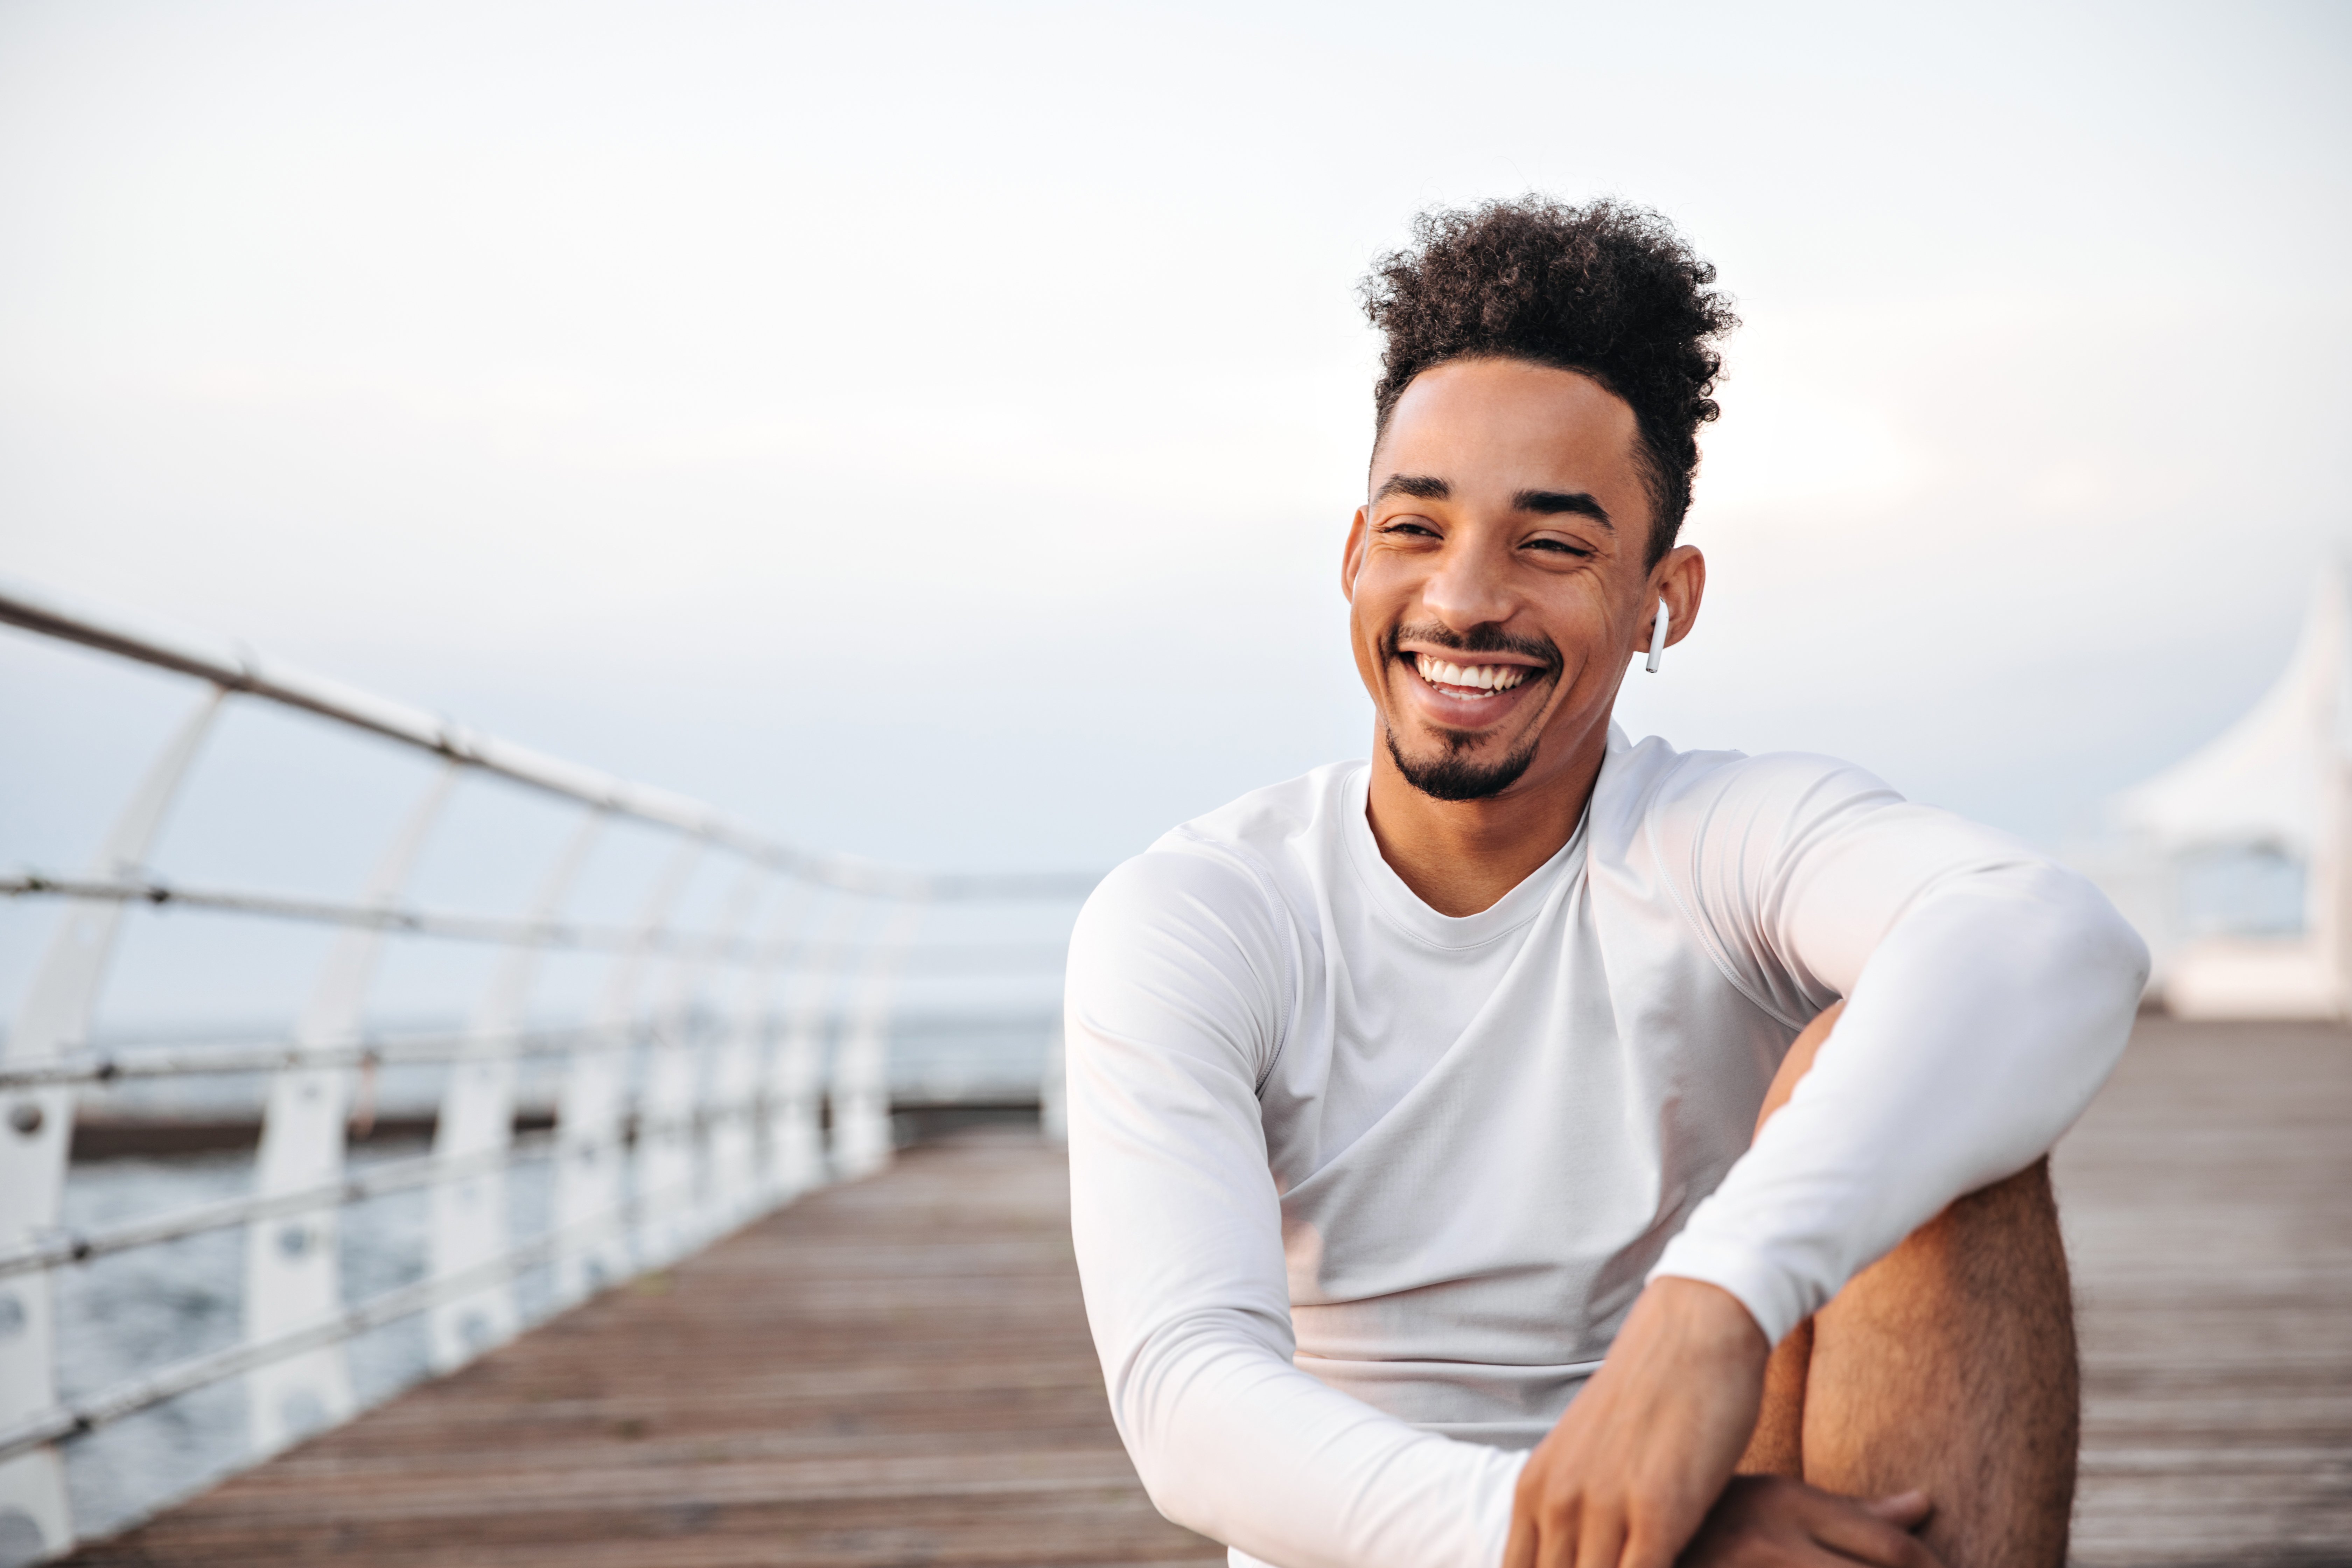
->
[1755,1000,1843,1139]
[1946,1154,2060,1235]
[1857,1155,2069,1314]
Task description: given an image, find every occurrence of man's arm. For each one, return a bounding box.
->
[1508,754,2148,1568]
[1651,757,2146,1338]
[1066,845,1527,1568]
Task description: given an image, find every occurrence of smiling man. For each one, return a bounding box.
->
[1063,199,2147,1568]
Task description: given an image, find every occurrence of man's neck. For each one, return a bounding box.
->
[1362,727,1610,918]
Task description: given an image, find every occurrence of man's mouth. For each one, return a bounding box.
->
[1411,652,1536,700]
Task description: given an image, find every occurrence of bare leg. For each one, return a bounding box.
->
[1735,1315,1811,1479]
[1732,1003,2079,1567]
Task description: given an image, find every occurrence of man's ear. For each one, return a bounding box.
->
[1340,507,1369,603]
[1652,545,1706,651]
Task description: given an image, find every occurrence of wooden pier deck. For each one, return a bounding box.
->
[2056,1018,2352,1565]
[66,1018,2352,1567]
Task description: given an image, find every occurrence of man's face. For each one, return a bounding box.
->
[1343,357,1692,803]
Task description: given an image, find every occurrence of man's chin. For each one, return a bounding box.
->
[1384,727,1541,803]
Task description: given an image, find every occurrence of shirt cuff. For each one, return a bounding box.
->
[1646,1230,1813,1348]
[1476,1449,1532,1568]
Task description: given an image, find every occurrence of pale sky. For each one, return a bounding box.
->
[5,0,2349,878]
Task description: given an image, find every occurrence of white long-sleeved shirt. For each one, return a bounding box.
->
[1064,730,2148,1568]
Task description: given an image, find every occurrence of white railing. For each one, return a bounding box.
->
[0,577,1092,1563]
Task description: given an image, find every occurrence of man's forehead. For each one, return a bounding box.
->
[1370,358,1642,502]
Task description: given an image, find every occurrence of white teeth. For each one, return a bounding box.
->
[1413,653,1531,694]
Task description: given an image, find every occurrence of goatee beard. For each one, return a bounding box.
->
[1384,723,1542,802]
[1379,620,1558,802]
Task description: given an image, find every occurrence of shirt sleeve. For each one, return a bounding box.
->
[1065,842,1528,1568]
[1645,753,2151,1343]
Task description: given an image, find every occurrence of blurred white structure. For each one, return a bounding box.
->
[2103,567,2352,1019]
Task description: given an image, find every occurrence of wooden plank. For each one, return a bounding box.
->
[66,1017,2352,1565]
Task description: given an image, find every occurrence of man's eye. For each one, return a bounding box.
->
[1526,538,1592,556]
[1380,520,1440,539]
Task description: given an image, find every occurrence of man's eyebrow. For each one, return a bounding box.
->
[1372,473,1450,503]
[1513,489,1613,530]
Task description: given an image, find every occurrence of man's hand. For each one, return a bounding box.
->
[1681,1478,1941,1566]
[1504,1277,1771,1568]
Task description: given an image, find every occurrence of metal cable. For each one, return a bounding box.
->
[0,872,1066,985]
[0,1132,561,1281]
[0,999,1065,1091]
[0,1104,769,1281]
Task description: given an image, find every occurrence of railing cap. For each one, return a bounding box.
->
[0,573,1099,901]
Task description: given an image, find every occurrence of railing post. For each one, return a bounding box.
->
[634,866,763,1270]
[830,897,925,1181]
[244,762,458,1457]
[1040,1021,1068,1147]
[427,807,605,1374]
[553,838,701,1306]
[762,893,852,1203]
[0,689,221,1564]
[711,882,810,1230]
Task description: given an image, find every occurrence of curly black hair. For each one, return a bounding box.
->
[1361,197,1738,565]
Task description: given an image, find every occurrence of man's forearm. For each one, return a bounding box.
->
[1099,1310,1528,1568]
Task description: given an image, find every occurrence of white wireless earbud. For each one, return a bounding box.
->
[1645,598,1671,674]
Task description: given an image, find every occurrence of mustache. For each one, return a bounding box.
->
[1384,621,1562,675]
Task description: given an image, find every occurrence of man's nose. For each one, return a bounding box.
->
[1419,543,1517,631]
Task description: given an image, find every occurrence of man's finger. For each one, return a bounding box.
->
[1808,1504,1944,1568]
[1566,1504,1626,1568]
[1858,1489,1932,1529]
[1620,1513,1688,1568]
[1503,1510,1540,1568]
